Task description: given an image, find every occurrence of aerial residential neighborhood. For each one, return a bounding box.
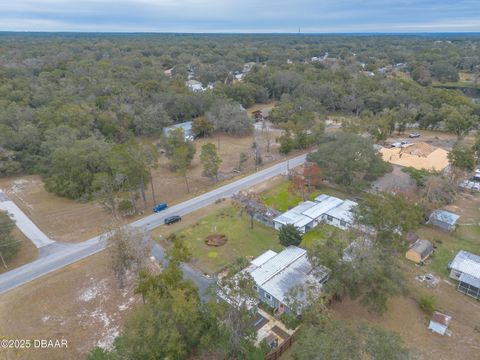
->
[0,2,480,360]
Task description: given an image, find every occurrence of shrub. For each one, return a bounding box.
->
[418,294,436,315]
[278,224,303,246]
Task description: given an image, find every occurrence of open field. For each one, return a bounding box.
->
[0,176,118,243]
[0,227,38,274]
[331,260,480,360]
[0,252,143,360]
[154,202,282,275]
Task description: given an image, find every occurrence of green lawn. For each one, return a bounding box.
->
[417,225,480,276]
[156,206,282,275]
[261,180,348,212]
[261,181,303,212]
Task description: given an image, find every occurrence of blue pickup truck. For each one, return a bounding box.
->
[153,203,168,213]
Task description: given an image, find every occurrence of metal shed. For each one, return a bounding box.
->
[428,210,460,232]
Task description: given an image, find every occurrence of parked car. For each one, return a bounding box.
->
[153,203,168,213]
[164,215,181,225]
[409,132,420,138]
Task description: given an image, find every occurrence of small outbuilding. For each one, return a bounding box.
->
[448,250,480,300]
[428,311,452,336]
[163,121,193,141]
[428,210,460,232]
[406,239,434,264]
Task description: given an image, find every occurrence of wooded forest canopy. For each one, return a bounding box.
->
[0,33,479,199]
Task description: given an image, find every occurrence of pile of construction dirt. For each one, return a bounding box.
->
[205,234,228,247]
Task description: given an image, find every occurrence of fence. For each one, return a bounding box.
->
[265,331,297,360]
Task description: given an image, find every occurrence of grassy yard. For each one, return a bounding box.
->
[301,224,345,249]
[156,206,282,275]
[261,180,348,212]
[417,224,480,276]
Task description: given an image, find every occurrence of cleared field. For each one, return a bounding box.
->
[332,261,480,360]
[0,252,142,360]
[0,175,118,243]
[154,203,282,275]
[0,227,38,274]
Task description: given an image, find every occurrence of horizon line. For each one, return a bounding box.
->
[1,30,480,36]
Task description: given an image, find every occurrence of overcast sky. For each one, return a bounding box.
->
[0,0,479,33]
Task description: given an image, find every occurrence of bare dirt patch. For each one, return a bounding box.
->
[0,252,143,360]
[386,130,458,150]
[205,234,228,247]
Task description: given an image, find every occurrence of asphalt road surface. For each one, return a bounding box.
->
[0,153,307,294]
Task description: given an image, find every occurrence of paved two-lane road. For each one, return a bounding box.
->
[0,154,307,294]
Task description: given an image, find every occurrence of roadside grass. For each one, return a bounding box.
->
[417,225,480,276]
[261,181,303,212]
[156,206,282,275]
[261,180,349,212]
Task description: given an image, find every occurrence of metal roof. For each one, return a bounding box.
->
[450,250,480,280]
[430,210,460,226]
[247,246,329,304]
[302,196,343,220]
[251,250,278,267]
[273,201,317,228]
[325,199,358,222]
[459,272,480,289]
[163,121,193,137]
[249,246,307,285]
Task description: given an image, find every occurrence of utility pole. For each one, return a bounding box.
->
[0,252,7,270]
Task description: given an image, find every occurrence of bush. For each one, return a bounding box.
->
[278,224,303,246]
[280,312,301,330]
[418,294,436,315]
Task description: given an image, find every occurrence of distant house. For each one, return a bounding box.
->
[252,108,271,122]
[380,142,450,172]
[428,210,460,232]
[448,250,480,300]
[163,121,193,141]
[273,195,358,234]
[243,62,257,73]
[186,79,204,92]
[405,239,434,264]
[428,311,452,336]
[242,246,330,314]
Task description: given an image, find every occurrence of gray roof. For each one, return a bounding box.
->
[429,210,460,226]
[163,121,193,137]
[303,196,343,220]
[410,239,434,260]
[450,250,480,280]
[273,195,358,229]
[247,246,329,304]
[459,272,480,288]
[273,201,317,228]
[325,199,358,223]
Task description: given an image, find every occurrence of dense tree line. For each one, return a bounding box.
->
[1,33,479,201]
